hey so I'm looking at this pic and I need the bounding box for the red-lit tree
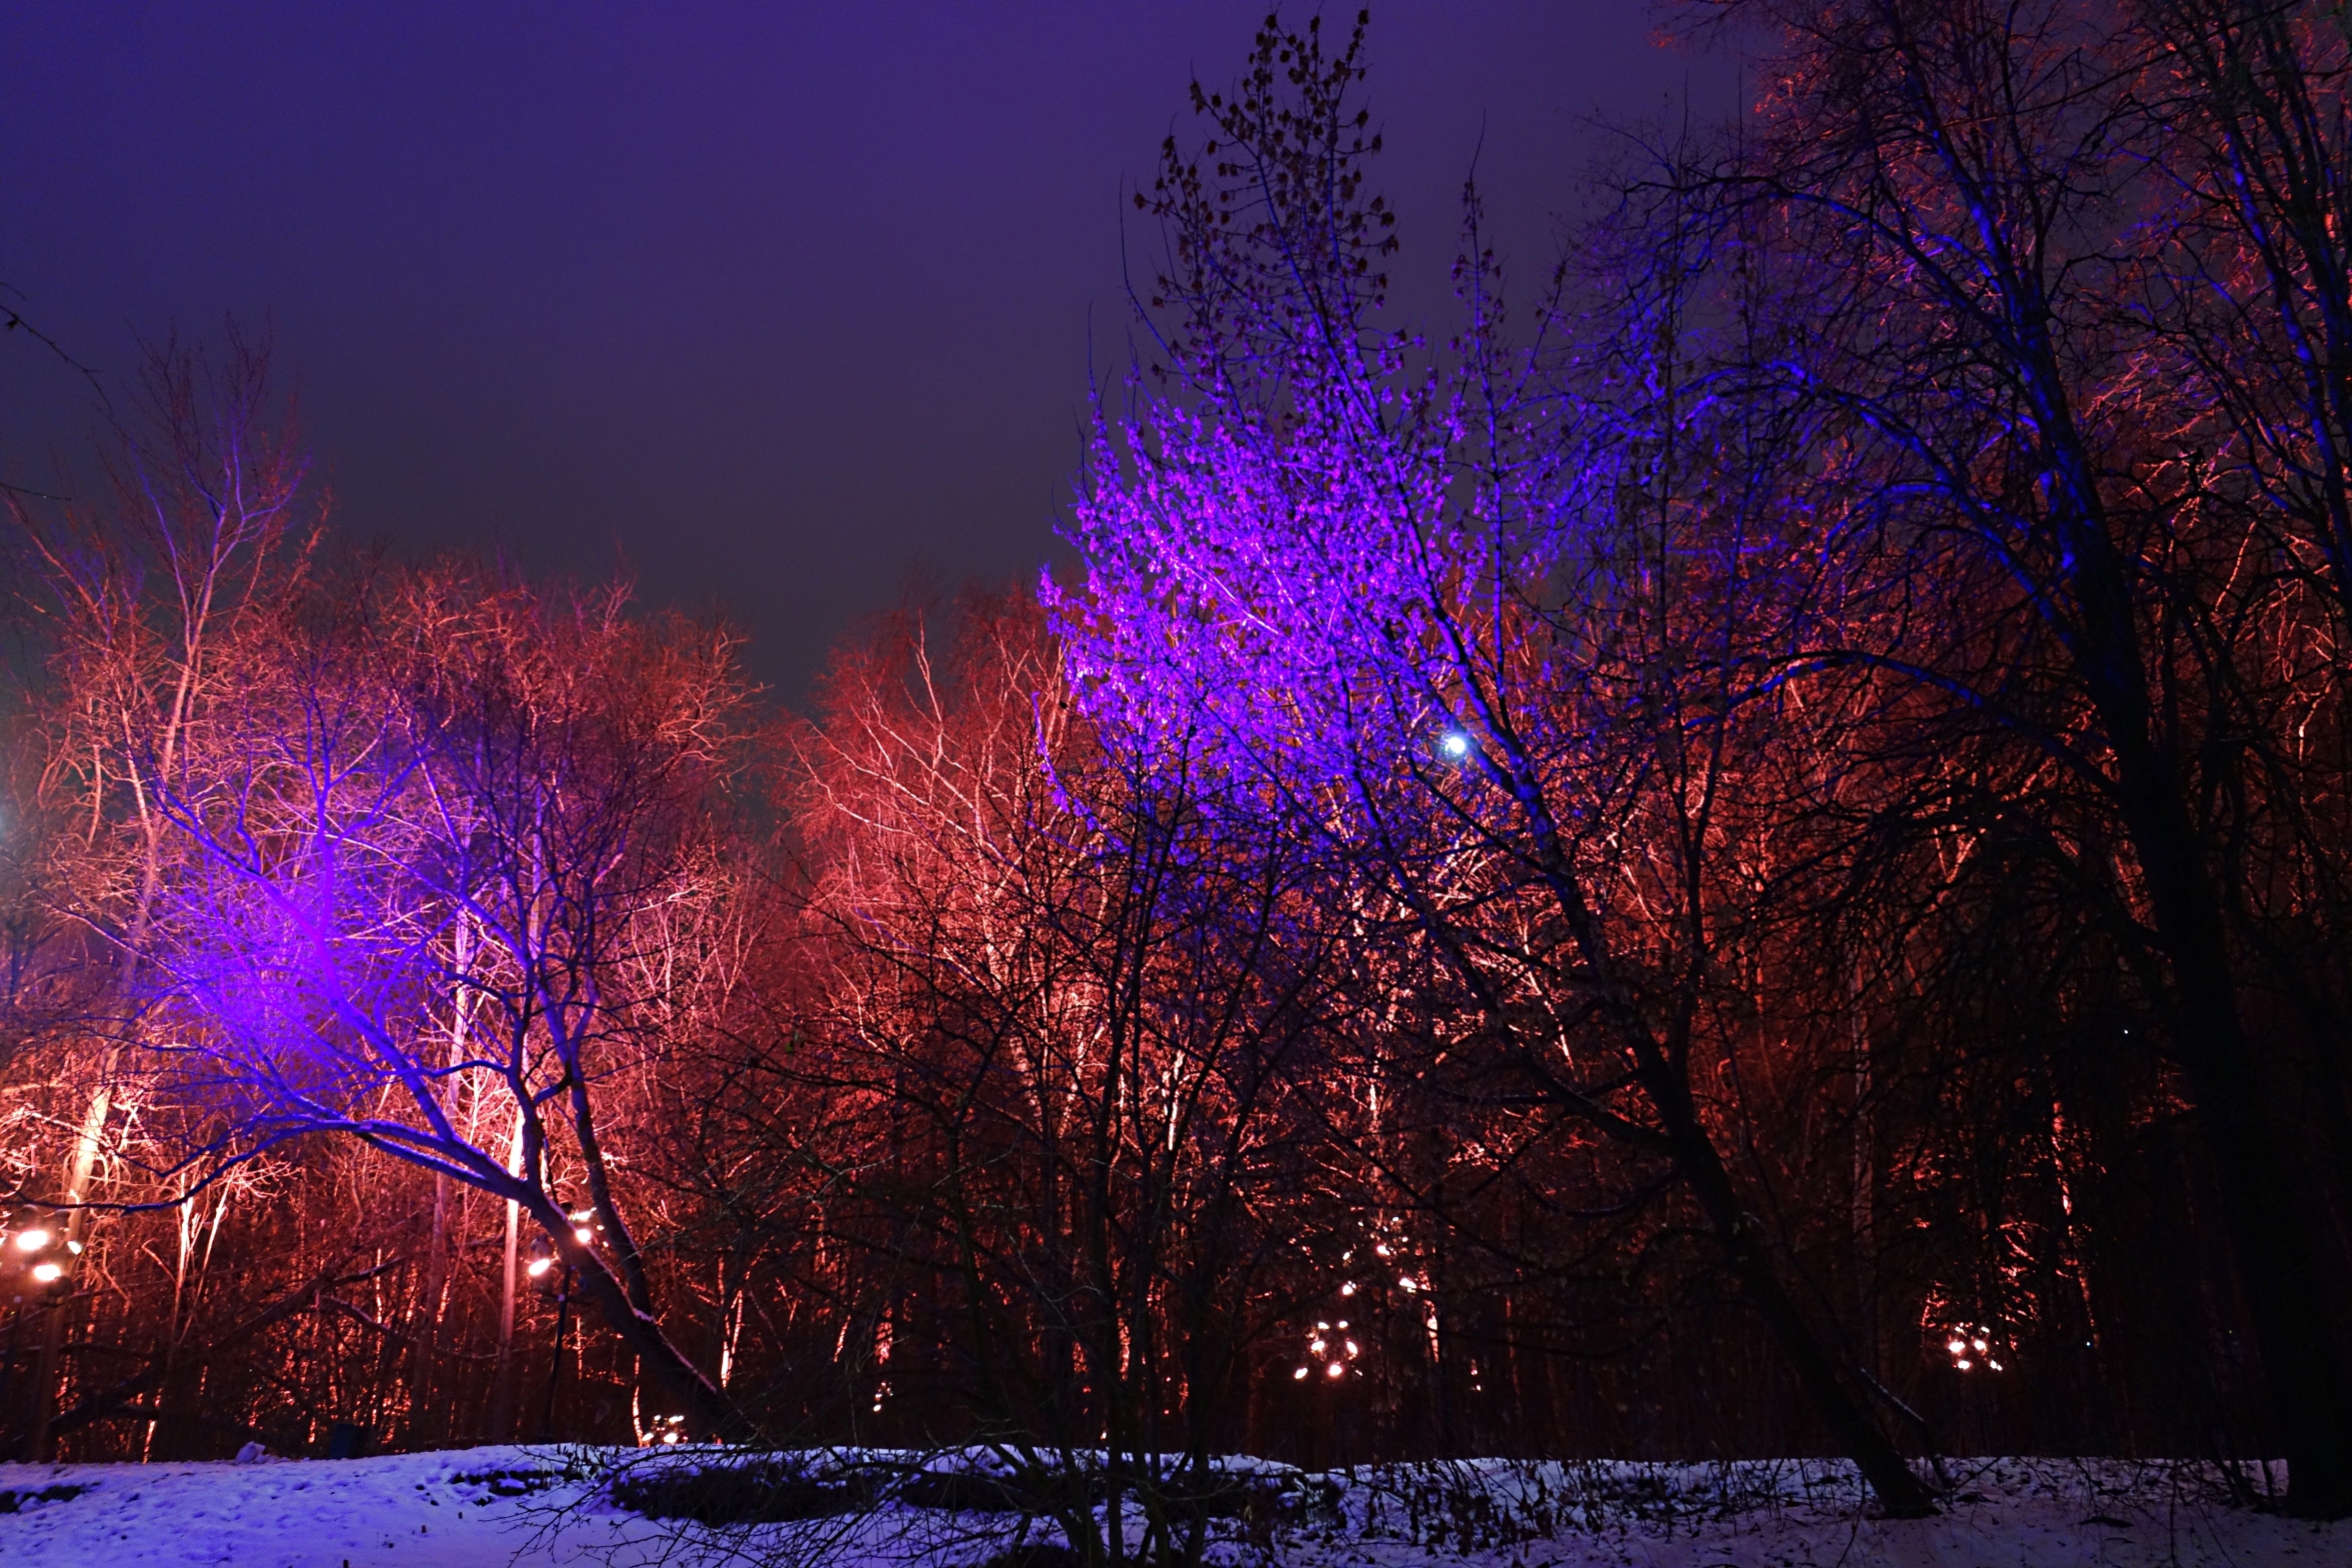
[1680,0,2352,1514]
[779,595,1362,1560]
[4,335,315,1457]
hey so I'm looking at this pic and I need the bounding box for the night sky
[3,3,1737,705]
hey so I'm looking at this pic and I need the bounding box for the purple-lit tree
[1052,13,1939,1516]
[127,567,753,1437]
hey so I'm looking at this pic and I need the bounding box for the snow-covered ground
[1,1445,2346,1567]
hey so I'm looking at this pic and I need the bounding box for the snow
[1,1446,2345,1567]
[0,1446,652,1568]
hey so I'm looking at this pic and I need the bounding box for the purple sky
[2,3,1737,703]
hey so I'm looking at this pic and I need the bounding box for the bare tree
[5,334,312,1456]
[1056,12,1942,1517]
[786,596,1351,1564]
[122,565,755,1437]
[1680,0,2352,1513]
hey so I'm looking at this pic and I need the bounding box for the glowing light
[527,1257,554,1278]
[1339,1281,1356,1296]
[1344,1340,1359,1357]
[1292,1366,1309,1381]
[1399,1276,1417,1292]
[1374,1243,1391,1258]
[15,1229,49,1252]
[1945,1325,2004,1372]
[1325,1362,1345,1378]
[1309,1338,1327,1354]
[1440,733,1470,760]
[574,1227,594,1245]
[31,1261,63,1283]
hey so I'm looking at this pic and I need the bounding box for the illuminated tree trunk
[406,1173,450,1447]
[488,1104,524,1443]
[142,1195,194,1461]
[28,1069,112,1460]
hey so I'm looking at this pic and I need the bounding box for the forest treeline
[3,0,2350,1531]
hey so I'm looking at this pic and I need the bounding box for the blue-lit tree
[1052,11,1941,1516]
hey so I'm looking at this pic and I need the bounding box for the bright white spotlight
[1440,733,1470,760]
[32,1261,63,1284]
[15,1229,50,1252]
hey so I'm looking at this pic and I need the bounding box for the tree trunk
[2123,790,2352,1518]
[28,1073,113,1461]
[1669,1099,1937,1518]
[533,1204,740,1438]
[487,1107,523,1442]
[407,1173,450,1447]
